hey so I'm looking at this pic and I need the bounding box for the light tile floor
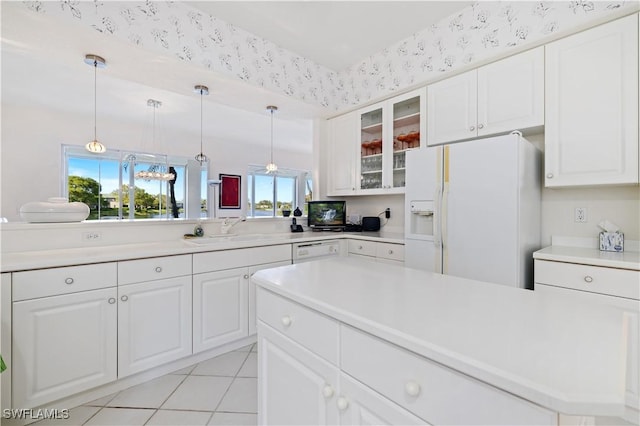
[34,344,257,426]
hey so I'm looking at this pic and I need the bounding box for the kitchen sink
[184,233,284,244]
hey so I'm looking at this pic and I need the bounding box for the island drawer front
[348,240,377,257]
[13,263,117,301]
[257,287,339,365]
[535,260,639,300]
[340,326,556,426]
[118,255,192,285]
[194,245,291,274]
[376,242,405,262]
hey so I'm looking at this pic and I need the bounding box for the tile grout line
[210,349,254,415]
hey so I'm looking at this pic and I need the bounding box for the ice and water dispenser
[407,200,434,238]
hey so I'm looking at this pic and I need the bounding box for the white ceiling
[186,1,473,71]
[1,1,471,154]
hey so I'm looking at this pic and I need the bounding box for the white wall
[0,103,312,222]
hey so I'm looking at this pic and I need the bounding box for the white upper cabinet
[428,47,544,145]
[545,14,639,187]
[326,88,425,196]
[327,111,358,196]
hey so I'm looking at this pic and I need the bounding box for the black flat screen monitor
[308,201,346,230]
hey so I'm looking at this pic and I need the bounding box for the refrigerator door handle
[433,186,442,246]
[441,181,450,274]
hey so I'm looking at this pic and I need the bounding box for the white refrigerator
[404,132,541,289]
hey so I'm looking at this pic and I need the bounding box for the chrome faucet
[220,216,246,234]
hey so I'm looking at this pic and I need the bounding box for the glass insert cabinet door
[360,107,383,190]
[392,95,421,188]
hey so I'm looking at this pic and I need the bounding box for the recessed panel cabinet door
[327,112,358,195]
[118,276,192,377]
[257,322,339,426]
[13,288,117,408]
[427,70,477,145]
[545,14,639,187]
[193,268,248,353]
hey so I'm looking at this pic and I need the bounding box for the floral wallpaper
[17,1,639,112]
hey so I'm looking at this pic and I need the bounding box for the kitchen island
[253,257,630,425]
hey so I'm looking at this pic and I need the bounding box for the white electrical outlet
[83,232,102,241]
[574,207,587,223]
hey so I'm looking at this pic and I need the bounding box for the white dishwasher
[292,240,343,263]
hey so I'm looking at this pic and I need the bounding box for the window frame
[246,165,311,218]
[62,145,207,221]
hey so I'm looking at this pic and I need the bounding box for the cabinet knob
[584,276,593,283]
[155,266,162,273]
[388,249,393,255]
[64,277,74,285]
[336,397,349,411]
[108,298,116,304]
[243,274,249,279]
[120,295,129,302]
[404,381,421,397]
[546,173,554,179]
[469,126,475,132]
[322,385,335,398]
[358,245,363,250]
[478,123,484,129]
[281,315,292,327]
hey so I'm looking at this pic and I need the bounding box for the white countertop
[253,257,629,416]
[534,245,640,270]
[0,231,404,272]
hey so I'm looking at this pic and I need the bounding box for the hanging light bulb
[194,85,209,165]
[84,54,107,153]
[266,105,278,173]
[134,99,175,182]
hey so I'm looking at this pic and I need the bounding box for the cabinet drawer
[376,242,404,262]
[118,255,192,285]
[535,260,639,300]
[257,287,339,365]
[194,245,291,274]
[341,326,556,425]
[348,240,376,257]
[13,263,117,301]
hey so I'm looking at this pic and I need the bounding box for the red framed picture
[219,174,241,209]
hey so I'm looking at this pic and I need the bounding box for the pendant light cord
[200,88,204,155]
[93,59,97,142]
[270,108,274,164]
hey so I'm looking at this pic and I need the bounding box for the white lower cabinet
[258,321,339,426]
[193,267,249,352]
[117,276,192,377]
[193,245,291,353]
[12,287,118,408]
[338,373,425,425]
[258,287,557,426]
[348,239,404,264]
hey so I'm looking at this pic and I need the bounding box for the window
[63,146,207,220]
[247,166,312,218]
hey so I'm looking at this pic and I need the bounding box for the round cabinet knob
[322,385,334,398]
[358,245,363,250]
[546,173,554,179]
[478,123,484,129]
[404,381,421,397]
[155,266,162,273]
[243,274,249,279]
[120,295,129,302]
[388,249,393,255]
[108,298,116,304]
[64,277,74,285]
[336,397,349,411]
[469,126,475,132]
[281,315,292,327]
[584,276,593,283]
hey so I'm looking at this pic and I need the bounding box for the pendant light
[194,85,209,165]
[134,99,175,181]
[266,105,278,173]
[84,54,107,154]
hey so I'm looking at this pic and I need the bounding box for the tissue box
[599,232,624,252]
